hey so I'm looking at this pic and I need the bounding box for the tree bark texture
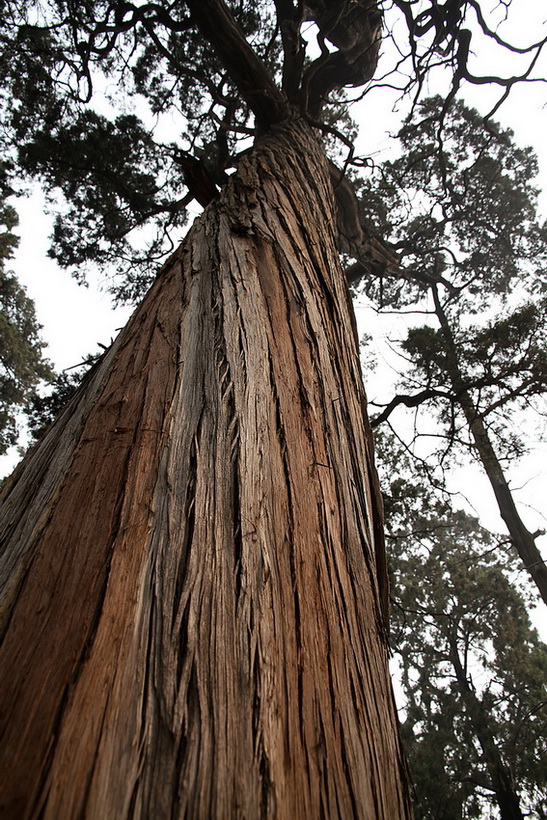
[0,120,411,819]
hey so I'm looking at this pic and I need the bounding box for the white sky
[8,196,133,370]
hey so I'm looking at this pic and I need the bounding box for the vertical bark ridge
[0,119,410,818]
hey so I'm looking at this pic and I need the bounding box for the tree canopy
[378,431,547,818]
[383,381,547,815]
[1,1,546,300]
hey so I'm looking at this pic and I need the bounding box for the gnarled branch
[185,0,290,128]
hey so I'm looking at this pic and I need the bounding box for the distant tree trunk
[460,405,547,607]
[0,120,412,819]
[449,639,524,820]
[431,285,547,606]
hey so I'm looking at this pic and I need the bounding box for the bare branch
[371,388,453,427]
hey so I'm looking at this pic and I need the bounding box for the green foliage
[0,180,53,454]
[364,97,547,465]
[377,432,547,819]
[0,0,278,301]
[401,299,547,459]
[0,2,543,303]
[360,96,547,310]
[19,110,188,298]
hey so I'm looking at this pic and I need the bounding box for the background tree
[0,168,52,455]
[378,432,547,819]
[357,96,547,603]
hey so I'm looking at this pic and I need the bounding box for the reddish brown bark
[0,120,411,818]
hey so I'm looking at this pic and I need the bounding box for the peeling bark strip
[0,120,411,819]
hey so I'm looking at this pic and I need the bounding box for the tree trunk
[450,640,524,820]
[431,286,547,606]
[0,120,411,819]
[460,405,547,607]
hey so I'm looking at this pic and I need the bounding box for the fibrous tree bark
[0,121,412,818]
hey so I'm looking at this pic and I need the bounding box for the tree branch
[371,388,453,428]
[184,0,290,129]
[274,0,306,101]
[301,0,383,117]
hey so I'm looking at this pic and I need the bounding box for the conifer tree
[0,2,545,817]
[361,97,547,603]
[0,177,52,455]
[378,433,547,819]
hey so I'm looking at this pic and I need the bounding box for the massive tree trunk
[0,121,411,818]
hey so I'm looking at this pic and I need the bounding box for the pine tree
[0,173,52,455]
